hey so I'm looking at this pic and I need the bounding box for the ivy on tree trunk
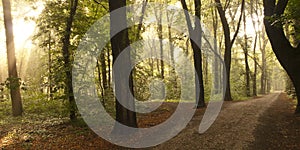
[2,0,23,116]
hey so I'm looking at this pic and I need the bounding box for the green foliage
[285,73,296,98]
[32,0,110,118]
[230,57,248,100]
[284,0,300,46]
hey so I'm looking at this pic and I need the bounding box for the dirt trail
[145,93,300,150]
[2,93,300,149]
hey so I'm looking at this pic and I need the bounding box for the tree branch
[93,0,108,11]
[275,0,288,15]
[230,0,245,46]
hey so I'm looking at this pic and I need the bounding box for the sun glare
[0,1,44,78]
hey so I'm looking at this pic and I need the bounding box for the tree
[181,0,206,108]
[252,35,258,96]
[242,9,251,97]
[61,0,79,121]
[154,3,165,80]
[2,0,23,116]
[215,0,245,101]
[211,1,221,95]
[249,0,259,97]
[263,0,300,113]
[109,0,138,131]
[260,29,268,94]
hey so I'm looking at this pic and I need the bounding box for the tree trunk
[96,59,105,107]
[243,11,251,97]
[62,0,78,121]
[48,32,53,100]
[109,0,137,131]
[153,4,164,79]
[260,30,268,94]
[107,49,111,89]
[204,56,208,84]
[154,6,165,99]
[252,35,258,96]
[212,4,220,94]
[166,10,178,99]
[181,0,206,108]
[2,0,23,116]
[263,0,300,114]
[215,0,245,101]
[100,51,108,104]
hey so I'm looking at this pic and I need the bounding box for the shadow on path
[248,93,300,149]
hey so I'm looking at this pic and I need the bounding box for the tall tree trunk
[96,59,105,107]
[260,30,268,94]
[215,0,245,101]
[2,0,23,116]
[154,5,164,79]
[259,28,268,94]
[250,0,258,97]
[154,5,165,99]
[48,32,53,100]
[252,35,258,96]
[263,0,300,114]
[109,0,137,131]
[204,56,209,84]
[62,0,78,121]
[181,0,205,108]
[166,9,178,99]
[212,4,220,94]
[243,10,251,97]
[107,49,111,89]
[100,50,108,105]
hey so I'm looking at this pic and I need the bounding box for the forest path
[146,93,300,150]
[2,93,300,149]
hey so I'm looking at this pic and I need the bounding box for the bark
[154,5,165,99]
[154,5,164,79]
[166,9,178,99]
[260,30,268,94]
[107,49,111,89]
[181,0,205,108]
[215,0,245,101]
[167,12,175,73]
[96,59,105,107]
[250,1,259,96]
[263,0,300,114]
[212,4,220,94]
[252,35,258,96]
[109,0,138,130]
[135,0,148,40]
[48,32,53,100]
[62,0,78,121]
[243,11,251,97]
[2,0,23,116]
[100,51,108,104]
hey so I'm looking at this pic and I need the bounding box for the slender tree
[242,9,251,97]
[61,0,79,121]
[212,2,221,94]
[154,3,165,79]
[215,0,245,101]
[2,0,23,116]
[250,0,259,96]
[166,4,179,98]
[100,50,108,105]
[181,0,206,108]
[252,35,258,96]
[260,29,268,94]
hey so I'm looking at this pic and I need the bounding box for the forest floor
[1,93,300,149]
